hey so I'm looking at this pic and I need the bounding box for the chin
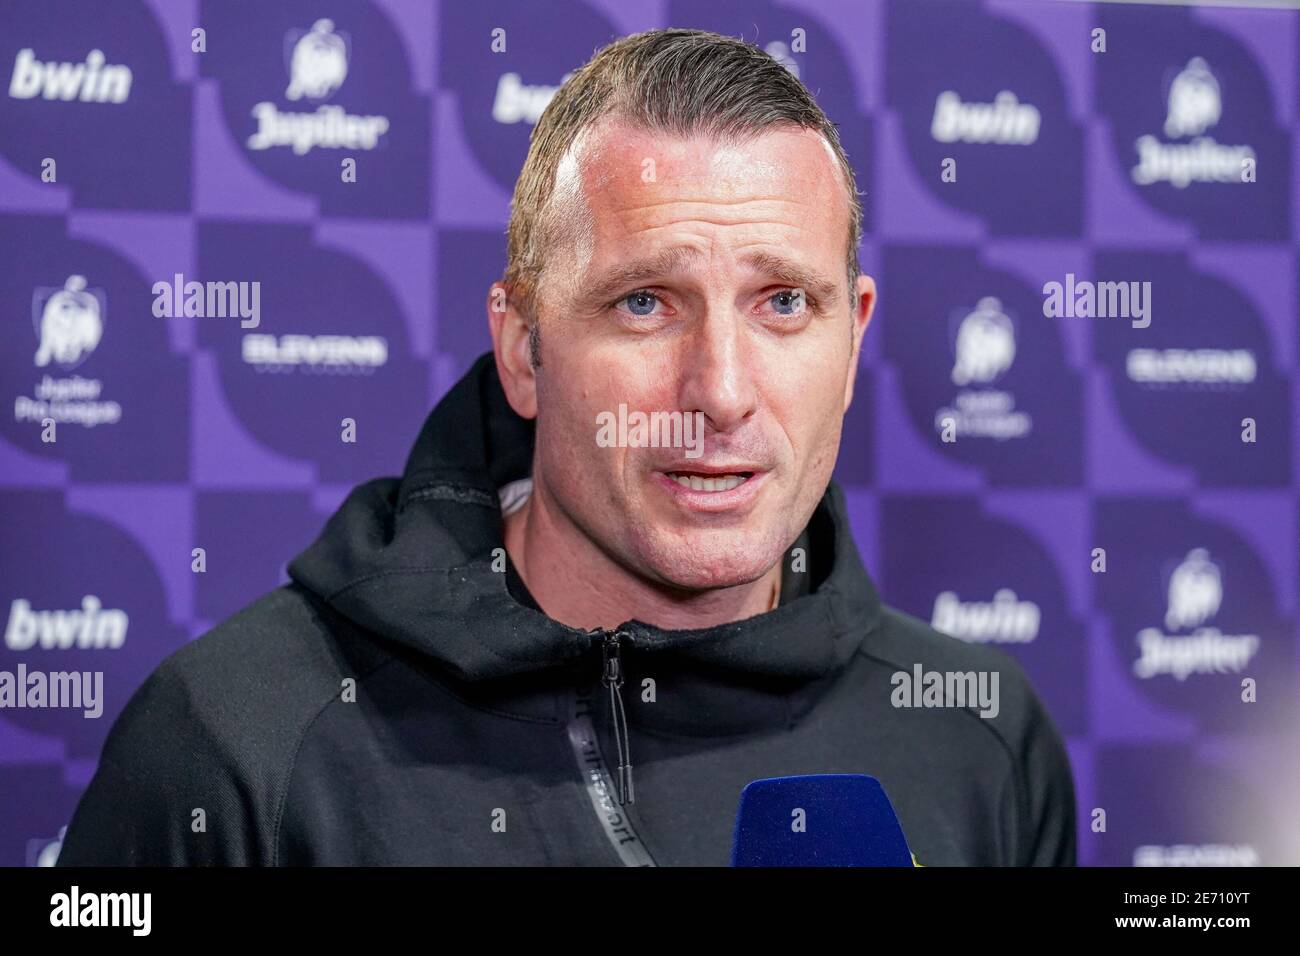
[634,526,787,593]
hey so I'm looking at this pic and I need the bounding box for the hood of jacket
[287,353,884,720]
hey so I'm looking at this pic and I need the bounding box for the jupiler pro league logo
[951,297,1014,387]
[14,276,120,430]
[33,275,100,370]
[936,297,1030,441]
[1134,549,1260,681]
[1133,57,1255,189]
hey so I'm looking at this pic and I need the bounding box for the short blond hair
[502,28,863,338]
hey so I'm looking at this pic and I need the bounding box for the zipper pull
[601,630,634,805]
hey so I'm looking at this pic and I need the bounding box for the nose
[676,310,758,436]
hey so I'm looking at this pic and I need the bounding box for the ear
[843,273,877,413]
[487,281,538,419]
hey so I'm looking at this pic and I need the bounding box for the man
[57,29,1075,866]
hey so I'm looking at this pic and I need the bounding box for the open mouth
[664,471,755,492]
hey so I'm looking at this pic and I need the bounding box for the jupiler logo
[285,17,348,101]
[247,19,390,156]
[1133,548,1261,680]
[1132,58,1256,188]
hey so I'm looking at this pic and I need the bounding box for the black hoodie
[57,354,1077,867]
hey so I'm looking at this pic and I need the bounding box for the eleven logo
[1133,548,1261,681]
[1132,57,1256,188]
[934,297,1031,441]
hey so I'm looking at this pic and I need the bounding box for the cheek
[811,416,846,478]
[538,371,632,487]
[775,365,848,452]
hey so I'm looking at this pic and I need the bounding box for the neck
[502,478,781,632]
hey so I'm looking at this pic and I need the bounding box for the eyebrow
[738,251,842,307]
[580,246,842,308]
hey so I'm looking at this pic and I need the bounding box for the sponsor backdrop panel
[1,0,1296,867]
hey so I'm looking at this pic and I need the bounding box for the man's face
[497,119,875,592]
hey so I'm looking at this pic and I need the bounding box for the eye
[769,289,808,316]
[621,290,660,316]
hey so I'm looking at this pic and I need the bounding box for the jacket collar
[288,353,883,701]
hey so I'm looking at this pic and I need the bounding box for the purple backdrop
[2,0,1298,867]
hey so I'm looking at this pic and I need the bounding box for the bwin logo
[1165,548,1221,631]
[951,297,1015,386]
[491,72,571,125]
[285,18,348,101]
[5,596,128,650]
[33,276,103,370]
[1164,57,1220,139]
[8,48,132,103]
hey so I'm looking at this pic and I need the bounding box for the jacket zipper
[563,627,657,866]
[601,630,634,805]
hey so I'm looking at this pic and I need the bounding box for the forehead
[558,118,850,255]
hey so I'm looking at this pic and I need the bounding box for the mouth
[652,465,768,513]
[662,470,755,493]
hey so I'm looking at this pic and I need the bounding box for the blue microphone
[731,774,914,866]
